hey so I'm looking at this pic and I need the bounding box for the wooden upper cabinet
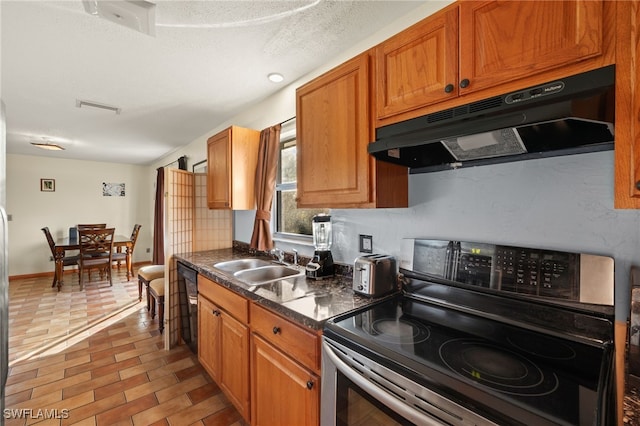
[296,52,408,208]
[376,5,459,120]
[614,0,640,208]
[376,0,609,126]
[207,125,260,210]
[459,1,604,93]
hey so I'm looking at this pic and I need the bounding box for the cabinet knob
[272,326,281,334]
[306,380,314,390]
[636,181,640,191]
[459,78,470,88]
[444,84,454,93]
[212,309,221,316]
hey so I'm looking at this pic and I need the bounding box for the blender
[305,214,334,279]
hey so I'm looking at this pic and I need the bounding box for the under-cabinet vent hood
[369,65,615,172]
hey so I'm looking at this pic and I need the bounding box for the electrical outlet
[146,248,151,253]
[359,234,373,253]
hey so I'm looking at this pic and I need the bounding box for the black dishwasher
[177,261,198,353]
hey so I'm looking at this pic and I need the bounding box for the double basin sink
[212,257,332,313]
[213,258,304,286]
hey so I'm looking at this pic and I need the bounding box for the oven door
[321,337,496,426]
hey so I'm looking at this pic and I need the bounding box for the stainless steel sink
[213,258,273,274]
[233,265,304,285]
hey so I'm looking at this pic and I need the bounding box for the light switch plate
[359,234,373,253]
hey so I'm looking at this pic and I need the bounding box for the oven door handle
[323,342,447,426]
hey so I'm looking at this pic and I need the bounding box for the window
[274,119,328,239]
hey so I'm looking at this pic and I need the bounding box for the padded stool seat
[148,278,165,334]
[138,265,164,304]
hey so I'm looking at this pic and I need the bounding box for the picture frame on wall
[40,178,55,192]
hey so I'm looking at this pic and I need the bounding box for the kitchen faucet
[270,247,298,268]
[271,248,284,264]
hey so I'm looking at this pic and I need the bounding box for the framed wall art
[40,178,55,192]
[102,182,125,197]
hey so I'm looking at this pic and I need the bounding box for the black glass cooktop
[324,292,614,425]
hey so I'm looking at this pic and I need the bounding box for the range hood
[369,65,615,172]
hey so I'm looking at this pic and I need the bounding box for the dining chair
[41,227,80,288]
[112,224,141,280]
[77,223,107,230]
[77,227,115,290]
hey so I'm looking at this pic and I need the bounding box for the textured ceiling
[1,0,436,165]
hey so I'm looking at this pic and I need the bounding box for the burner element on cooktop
[440,339,559,396]
[369,318,430,344]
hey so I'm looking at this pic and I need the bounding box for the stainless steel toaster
[353,254,397,297]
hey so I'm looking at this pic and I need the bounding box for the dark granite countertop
[625,375,640,424]
[174,248,390,331]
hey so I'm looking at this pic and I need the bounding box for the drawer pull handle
[444,83,454,93]
[636,181,640,191]
[459,78,470,88]
[272,326,281,334]
[212,309,221,316]
[306,380,314,390]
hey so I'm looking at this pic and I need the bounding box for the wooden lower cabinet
[197,288,250,421]
[198,275,321,425]
[198,296,221,381]
[251,334,320,426]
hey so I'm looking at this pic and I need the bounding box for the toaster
[353,254,397,297]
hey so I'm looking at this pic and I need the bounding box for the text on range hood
[369,65,615,172]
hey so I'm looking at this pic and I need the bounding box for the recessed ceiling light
[268,73,284,83]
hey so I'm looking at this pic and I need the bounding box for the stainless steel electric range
[322,239,616,426]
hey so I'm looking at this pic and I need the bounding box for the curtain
[152,167,165,265]
[250,124,282,251]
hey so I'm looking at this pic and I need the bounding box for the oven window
[336,373,415,426]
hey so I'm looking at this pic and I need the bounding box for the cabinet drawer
[250,303,320,371]
[198,275,249,323]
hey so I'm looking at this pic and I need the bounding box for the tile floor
[5,268,246,426]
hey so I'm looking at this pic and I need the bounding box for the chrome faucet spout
[271,248,284,264]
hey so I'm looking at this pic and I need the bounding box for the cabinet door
[459,0,604,94]
[376,5,458,120]
[197,296,221,380]
[251,335,319,426]
[220,313,250,421]
[296,53,371,208]
[207,130,231,209]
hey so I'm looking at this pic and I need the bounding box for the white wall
[6,154,153,276]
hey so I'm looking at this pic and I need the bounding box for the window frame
[272,119,313,244]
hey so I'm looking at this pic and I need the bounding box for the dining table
[53,234,133,290]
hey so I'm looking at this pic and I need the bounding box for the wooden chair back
[129,224,142,251]
[78,223,107,230]
[77,228,115,289]
[41,227,56,257]
[78,227,115,258]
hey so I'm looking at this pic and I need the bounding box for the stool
[137,265,164,305]
[148,278,165,334]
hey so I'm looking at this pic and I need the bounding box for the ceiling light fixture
[82,0,156,36]
[76,99,122,115]
[268,73,284,83]
[31,141,65,151]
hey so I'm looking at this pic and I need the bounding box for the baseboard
[9,261,153,282]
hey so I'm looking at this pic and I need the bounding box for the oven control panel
[450,242,579,300]
[402,238,613,307]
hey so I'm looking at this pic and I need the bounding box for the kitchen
[3,0,640,425]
